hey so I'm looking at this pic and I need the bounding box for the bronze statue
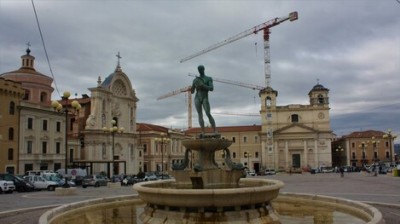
[191,65,216,135]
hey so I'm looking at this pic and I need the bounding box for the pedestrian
[339,167,344,178]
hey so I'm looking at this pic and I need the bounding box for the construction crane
[188,73,264,91]
[180,11,298,88]
[157,86,192,129]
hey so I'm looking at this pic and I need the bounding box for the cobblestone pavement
[0,172,398,224]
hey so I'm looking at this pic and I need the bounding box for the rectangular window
[56,142,61,154]
[8,148,13,160]
[143,144,147,154]
[352,152,356,159]
[27,141,33,154]
[42,120,48,131]
[56,122,61,132]
[243,136,247,143]
[254,136,259,143]
[232,137,236,143]
[42,142,47,154]
[28,117,33,129]
[255,152,259,158]
[352,142,355,148]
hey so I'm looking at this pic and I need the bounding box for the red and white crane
[180,12,298,88]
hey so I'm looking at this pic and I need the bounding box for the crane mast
[180,11,298,88]
[157,86,192,129]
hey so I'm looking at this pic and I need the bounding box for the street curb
[0,204,60,218]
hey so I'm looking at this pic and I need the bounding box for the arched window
[318,94,324,104]
[8,128,14,140]
[9,101,15,115]
[23,90,30,100]
[265,96,272,107]
[40,92,47,103]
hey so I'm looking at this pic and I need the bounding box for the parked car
[144,172,158,181]
[43,175,76,187]
[0,180,15,193]
[14,176,35,192]
[264,169,276,175]
[246,171,257,176]
[321,167,334,173]
[23,175,58,191]
[82,175,109,188]
[0,173,34,192]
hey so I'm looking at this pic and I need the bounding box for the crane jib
[179,11,298,63]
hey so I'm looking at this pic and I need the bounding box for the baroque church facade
[79,60,140,176]
[259,84,333,171]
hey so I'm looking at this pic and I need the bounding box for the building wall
[333,130,395,167]
[259,84,333,171]
[0,78,24,174]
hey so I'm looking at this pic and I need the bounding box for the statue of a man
[191,65,216,134]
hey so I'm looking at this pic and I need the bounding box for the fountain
[134,134,284,223]
[38,65,384,224]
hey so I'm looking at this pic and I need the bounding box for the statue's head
[198,65,205,73]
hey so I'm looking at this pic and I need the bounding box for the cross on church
[26,42,31,49]
[116,52,122,64]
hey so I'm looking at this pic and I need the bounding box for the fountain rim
[133,178,284,208]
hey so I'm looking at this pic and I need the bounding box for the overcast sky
[1,0,399,142]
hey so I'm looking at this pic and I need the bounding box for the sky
[1,0,399,142]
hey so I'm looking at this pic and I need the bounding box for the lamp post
[155,133,170,179]
[245,152,252,171]
[51,91,81,188]
[358,141,368,167]
[370,137,380,176]
[103,120,124,182]
[383,129,397,166]
[335,145,344,167]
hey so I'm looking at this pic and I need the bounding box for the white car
[264,169,276,175]
[23,175,58,191]
[0,180,15,193]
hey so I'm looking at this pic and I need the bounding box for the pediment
[274,123,317,134]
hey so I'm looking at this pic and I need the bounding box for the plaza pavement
[0,172,399,224]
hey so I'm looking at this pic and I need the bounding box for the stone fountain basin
[133,178,284,208]
[182,138,232,152]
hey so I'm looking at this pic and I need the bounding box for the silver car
[82,175,109,188]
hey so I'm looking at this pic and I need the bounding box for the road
[0,172,398,224]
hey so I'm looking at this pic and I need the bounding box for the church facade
[79,60,140,176]
[259,84,333,171]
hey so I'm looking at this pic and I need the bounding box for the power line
[31,0,60,97]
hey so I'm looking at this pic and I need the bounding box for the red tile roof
[344,130,386,138]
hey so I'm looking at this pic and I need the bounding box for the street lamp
[245,152,252,170]
[358,141,368,167]
[370,136,380,176]
[335,145,344,167]
[51,91,81,188]
[155,133,170,179]
[103,119,124,182]
[383,129,397,166]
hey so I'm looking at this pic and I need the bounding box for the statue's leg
[195,97,205,133]
[203,100,216,132]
